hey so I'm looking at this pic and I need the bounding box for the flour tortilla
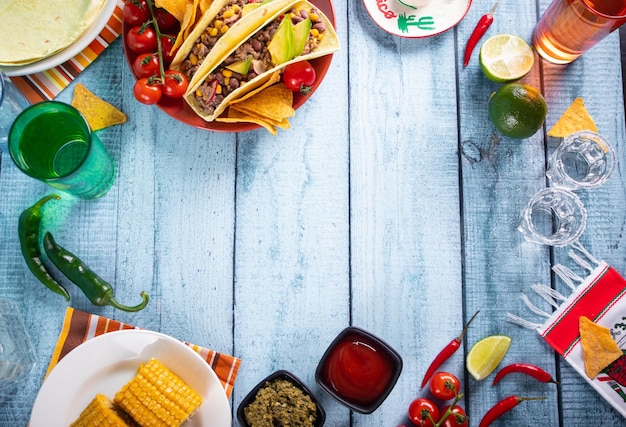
[0,0,106,65]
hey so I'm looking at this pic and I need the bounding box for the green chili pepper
[42,232,149,312]
[18,194,70,301]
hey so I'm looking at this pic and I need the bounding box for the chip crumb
[548,97,598,137]
[71,84,127,131]
[579,316,623,379]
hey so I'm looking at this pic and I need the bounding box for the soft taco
[170,0,296,84]
[183,0,339,122]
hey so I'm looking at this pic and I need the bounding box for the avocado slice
[292,18,312,57]
[226,56,252,75]
[242,3,262,15]
[267,17,294,66]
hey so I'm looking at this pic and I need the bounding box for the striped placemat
[47,307,241,399]
[9,0,124,104]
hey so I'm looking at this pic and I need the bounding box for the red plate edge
[122,0,336,133]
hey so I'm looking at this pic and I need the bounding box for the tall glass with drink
[533,0,626,64]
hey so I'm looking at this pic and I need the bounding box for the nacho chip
[71,84,127,131]
[579,316,623,379]
[229,84,294,122]
[217,108,278,135]
[156,0,188,22]
[172,0,201,52]
[229,71,282,105]
[548,97,598,137]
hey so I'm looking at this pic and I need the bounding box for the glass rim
[8,101,93,181]
[581,0,626,19]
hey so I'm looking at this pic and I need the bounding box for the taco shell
[184,0,339,122]
[170,0,296,80]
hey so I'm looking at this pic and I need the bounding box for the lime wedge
[479,34,534,83]
[466,335,511,380]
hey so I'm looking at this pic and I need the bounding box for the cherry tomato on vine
[162,70,189,98]
[155,8,180,32]
[160,34,177,64]
[440,405,468,427]
[126,25,158,53]
[134,78,162,105]
[283,60,316,95]
[123,0,150,26]
[132,53,160,78]
[408,398,440,427]
[429,372,461,401]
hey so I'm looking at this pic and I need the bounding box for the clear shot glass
[0,72,30,144]
[546,131,616,190]
[0,301,36,389]
[518,188,587,247]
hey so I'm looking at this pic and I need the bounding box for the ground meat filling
[192,7,327,116]
[181,0,250,80]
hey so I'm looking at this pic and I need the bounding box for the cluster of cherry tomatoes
[402,372,467,427]
[123,0,189,105]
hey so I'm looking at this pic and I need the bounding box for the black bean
[230,78,240,89]
[313,22,326,32]
[300,9,309,19]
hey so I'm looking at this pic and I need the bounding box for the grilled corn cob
[114,358,203,427]
[70,393,134,427]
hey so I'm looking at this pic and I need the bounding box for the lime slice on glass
[466,335,511,380]
[479,34,534,83]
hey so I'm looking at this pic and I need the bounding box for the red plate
[123,0,336,132]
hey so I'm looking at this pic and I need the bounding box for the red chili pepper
[420,311,479,388]
[492,363,559,386]
[479,396,546,427]
[463,3,498,67]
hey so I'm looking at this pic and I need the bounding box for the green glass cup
[8,101,116,199]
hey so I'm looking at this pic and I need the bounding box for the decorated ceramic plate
[362,0,472,38]
[29,330,231,427]
[0,0,118,77]
[122,0,336,132]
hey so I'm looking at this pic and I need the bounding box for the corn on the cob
[114,358,203,427]
[70,393,134,427]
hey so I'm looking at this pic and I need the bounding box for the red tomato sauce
[320,332,396,406]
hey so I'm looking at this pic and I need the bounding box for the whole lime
[488,83,547,139]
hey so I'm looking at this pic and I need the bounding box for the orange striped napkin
[47,307,241,399]
[9,1,124,103]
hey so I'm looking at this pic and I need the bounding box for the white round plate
[0,0,118,77]
[29,330,232,427]
[362,0,472,38]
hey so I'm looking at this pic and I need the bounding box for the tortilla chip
[217,108,278,135]
[229,84,294,122]
[548,97,598,137]
[71,84,127,131]
[579,316,623,379]
[156,0,188,22]
[172,0,201,51]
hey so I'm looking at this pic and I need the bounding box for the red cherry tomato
[126,25,158,53]
[440,405,468,427]
[283,60,316,95]
[159,34,177,64]
[133,78,162,105]
[162,70,189,98]
[429,372,461,401]
[123,0,150,26]
[155,8,180,32]
[132,53,160,78]
[408,398,440,427]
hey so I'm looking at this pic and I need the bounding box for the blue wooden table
[2,0,626,425]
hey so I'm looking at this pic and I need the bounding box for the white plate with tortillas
[0,0,117,76]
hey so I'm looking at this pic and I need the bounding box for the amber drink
[533,0,626,64]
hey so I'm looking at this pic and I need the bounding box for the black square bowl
[236,370,326,427]
[315,326,403,414]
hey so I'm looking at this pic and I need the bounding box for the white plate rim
[361,0,472,38]
[28,329,232,427]
[0,0,119,77]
